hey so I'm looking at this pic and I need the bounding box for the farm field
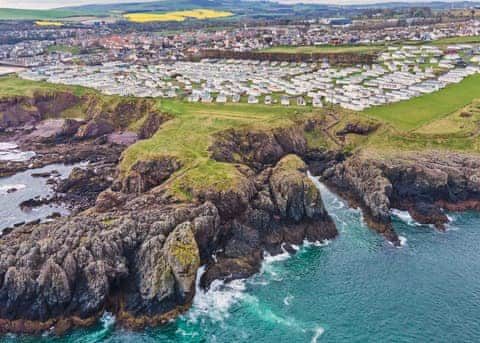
[35,20,64,26]
[362,73,480,131]
[260,36,480,55]
[0,8,94,20]
[123,9,234,23]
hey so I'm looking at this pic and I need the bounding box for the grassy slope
[0,75,141,122]
[362,74,480,131]
[0,75,92,97]
[121,100,314,199]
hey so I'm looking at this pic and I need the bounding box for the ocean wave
[0,150,36,162]
[263,245,291,264]
[303,239,331,248]
[390,209,421,226]
[311,326,325,343]
[100,312,116,330]
[243,295,307,332]
[0,142,18,150]
[283,294,294,306]
[399,235,408,247]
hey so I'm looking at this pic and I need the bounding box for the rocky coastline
[2,92,480,336]
[321,150,480,245]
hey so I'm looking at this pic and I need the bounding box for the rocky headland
[1,89,480,336]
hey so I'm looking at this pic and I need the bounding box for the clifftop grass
[3,75,480,200]
[363,74,480,131]
[120,100,314,199]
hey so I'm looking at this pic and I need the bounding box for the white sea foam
[100,312,116,329]
[0,150,36,162]
[187,266,247,323]
[0,184,26,195]
[263,244,291,264]
[303,239,331,248]
[0,142,36,162]
[399,235,408,247]
[283,294,294,306]
[390,209,421,226]
[311,326,325,343]
[0,142,18,150]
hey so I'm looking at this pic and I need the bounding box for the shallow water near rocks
[0,142,36,162]
[4,180,480,342]
[0,163,83,231]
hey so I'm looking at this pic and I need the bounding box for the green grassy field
[260,35,480,56]
[0,8,90,20]
[424,36,480,46]
[46,45,81,55]
[0,75,90,97]
[261,44,385,54]
[362,74,480,131]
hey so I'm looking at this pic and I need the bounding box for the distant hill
[62,0,335,18]
[0,0,479,21]
[62,0,480,13]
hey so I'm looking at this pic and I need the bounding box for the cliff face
[0,92,169,142]
[0,92,79,129]
[0,123,337,335]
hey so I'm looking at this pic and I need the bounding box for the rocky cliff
[0,92,169,143]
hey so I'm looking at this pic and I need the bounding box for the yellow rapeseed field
[35,21,64,26]
[123,9,233,23]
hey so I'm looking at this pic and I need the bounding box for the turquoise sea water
[5,179,480,343]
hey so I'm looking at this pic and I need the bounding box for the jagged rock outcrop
[122,157,182,194]
[0,200,220,334]
[75,119,114,140]
[138,113,169,139]
[336,121,379,136]
[322,153,399,244]
[209,126,307,170]
[0,92,166,142]
[201,155,337,287]
[322,151,480,242]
